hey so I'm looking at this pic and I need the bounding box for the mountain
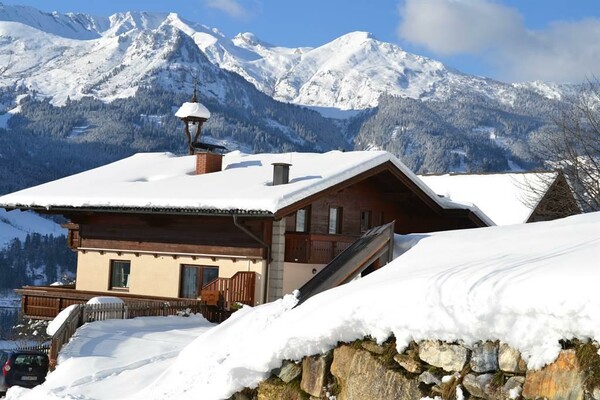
[0,3,579,180]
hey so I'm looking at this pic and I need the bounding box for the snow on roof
[0,151,492,223]
[419,172,558,225]
[10,212,597,400]
[174,102,211,119]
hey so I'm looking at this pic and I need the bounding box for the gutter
[233,215,271,304]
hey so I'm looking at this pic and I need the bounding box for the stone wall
[230,338,600,400]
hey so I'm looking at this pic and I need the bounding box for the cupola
[175,83,211,155]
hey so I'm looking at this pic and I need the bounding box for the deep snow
[6,212,600,400]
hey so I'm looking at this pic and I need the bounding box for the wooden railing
[201,271,256,308]
[15,286,233,323]
[285,233,357,264]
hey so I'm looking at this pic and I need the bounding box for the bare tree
[535,79,600,212]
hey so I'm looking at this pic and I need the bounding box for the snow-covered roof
[174,102,211,119]
[419,172,558,225]
[0,151,492,224]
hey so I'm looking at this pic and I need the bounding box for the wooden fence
[48,300,233,370]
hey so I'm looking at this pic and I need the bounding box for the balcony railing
[200,271,257,308]
[285,233,357,264]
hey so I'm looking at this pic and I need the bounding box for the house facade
[0,150,492,309]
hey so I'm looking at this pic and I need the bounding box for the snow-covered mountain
[0,209,64,248]
[0,3,571,111]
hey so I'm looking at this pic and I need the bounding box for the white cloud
[204,0,249,18]
[397,0,600,83]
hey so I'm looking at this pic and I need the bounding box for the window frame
[360,210,372,232]
[328,206,343,234]
[179,264,219,299]
[295,207,310,232]
[109,260,131,291]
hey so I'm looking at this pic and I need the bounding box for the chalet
[0,94,494,318]
[419,171,580,225]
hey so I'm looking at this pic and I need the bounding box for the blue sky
[3,0,600,83]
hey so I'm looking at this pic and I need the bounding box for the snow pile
[46,304,78,336]
[9,212,600,400]
[86,296,124,305]
[9,316,214,400]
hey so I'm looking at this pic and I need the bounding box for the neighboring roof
[174,102,211,119]
[419,172,558,225]
[0,150,493,224]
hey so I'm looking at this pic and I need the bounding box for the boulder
[522,349,585,400]
[275,360,302,383]
[331,344,421,400]
[361,340,386,355]
[502,376,524,399]
[419,370,442,386]
[393,354,422,374]
[257,377,308,400]
[471,341,499,373]
[300,352,332,397]
[498,343,527,374]
[462,373,495,399]
[418,341,469,372]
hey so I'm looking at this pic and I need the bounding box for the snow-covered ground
[7,212,600,400]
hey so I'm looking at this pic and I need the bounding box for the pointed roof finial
[191,79,198,103]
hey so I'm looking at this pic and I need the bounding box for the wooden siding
[66,213,270,257]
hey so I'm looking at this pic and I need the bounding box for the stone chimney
[196,152,223,175]
[272,163,291,185]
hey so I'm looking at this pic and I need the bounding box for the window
[295,207,310,232]
[110,260,130,290]
[180,265,219,299]
[360,210,372,232]
[328,206,343,234]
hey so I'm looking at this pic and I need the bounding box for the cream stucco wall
[75,250,266,305]
[282,262,326,296]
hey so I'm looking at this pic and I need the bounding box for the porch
[284,233,357,264]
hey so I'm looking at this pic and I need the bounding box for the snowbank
[10,212,600,400]
[138,212,600,399]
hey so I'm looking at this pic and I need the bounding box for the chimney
[196,152,223,175]
[272,163,291,185]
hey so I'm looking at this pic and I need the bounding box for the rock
[522,349,585,400]
[275,360,302,383]
[393,354,422,374]
[502,376,524,399]
[361,340,386,355]
[419,370,442,386]
[300,352,332,398]
[470,341,499,373]
[498,343,527,373]
[331,344,421,400]
[462,373,495,399]
[418,341,469,372]
[257,377,308,400]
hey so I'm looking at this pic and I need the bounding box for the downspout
[233,215,271,304]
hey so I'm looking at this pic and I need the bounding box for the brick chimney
[196,152,223,175]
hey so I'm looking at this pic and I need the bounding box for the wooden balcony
[200,271,257,308]
[284,233,357,264]
[15,285,241,323]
